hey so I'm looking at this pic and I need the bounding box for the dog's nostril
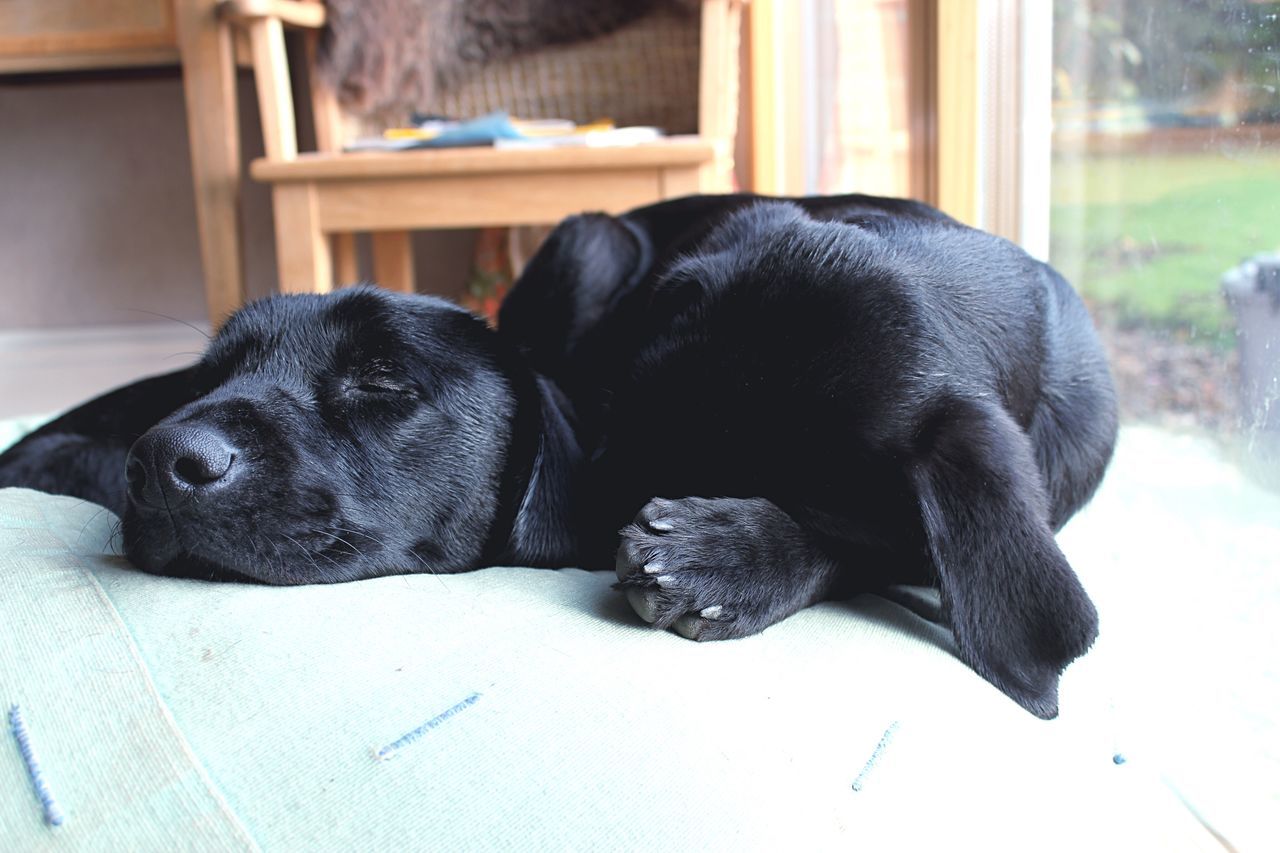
[126,457,147,500]
[173,450,233,486]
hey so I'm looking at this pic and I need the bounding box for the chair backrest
[229,0,741,186]
[431,11,703,137]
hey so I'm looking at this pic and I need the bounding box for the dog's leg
[908,395,1099,719]
[614,496,843,641]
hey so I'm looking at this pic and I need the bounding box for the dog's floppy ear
[498,213,646,378]
[0,366,203,516]
[909,395,1099,719]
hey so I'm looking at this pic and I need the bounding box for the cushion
[0,481,1216,849]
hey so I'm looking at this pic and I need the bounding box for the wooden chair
[215,0,742,317]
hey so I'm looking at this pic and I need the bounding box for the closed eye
[347,375,416,398]
[354,378,408,394]
[344,356,415,397]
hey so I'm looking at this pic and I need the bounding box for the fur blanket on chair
[318,0,699,119]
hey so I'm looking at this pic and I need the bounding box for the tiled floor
[0,322,209,420]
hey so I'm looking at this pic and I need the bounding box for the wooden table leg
[371,231,416,293]
[273,185,332,293]
[332,233,360,286]
[176,0,245,328]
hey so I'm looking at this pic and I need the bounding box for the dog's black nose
[127,426,237,508]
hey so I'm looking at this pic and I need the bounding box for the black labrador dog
[0,194,1117,718]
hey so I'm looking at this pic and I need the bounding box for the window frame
[747,0,1048,256]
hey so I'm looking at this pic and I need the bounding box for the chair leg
[176,0,245,328]
[371,231,416,293]
[272,185,332,294]
[332,233,360,286]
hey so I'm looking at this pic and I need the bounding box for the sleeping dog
[0,194,1117,718]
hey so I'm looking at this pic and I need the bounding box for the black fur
[0,193,1117,718]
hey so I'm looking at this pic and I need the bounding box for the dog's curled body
[0,194,1117,717]
[504,196,1117,717]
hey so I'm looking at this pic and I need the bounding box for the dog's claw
[647,519,674,532]
[699,605,724,619]
[643,561,665,574]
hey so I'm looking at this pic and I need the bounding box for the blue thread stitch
[377,692,482,760]
[851,720,900,792]
[9,705,64,826]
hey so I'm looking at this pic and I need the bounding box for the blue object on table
[412,112,526,148]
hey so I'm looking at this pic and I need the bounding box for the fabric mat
[0,486,1217,851]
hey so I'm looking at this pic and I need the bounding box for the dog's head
[122,287,528,584]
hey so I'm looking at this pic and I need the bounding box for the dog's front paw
[614,496,831,641]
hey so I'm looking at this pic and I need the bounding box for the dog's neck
[484,372,584,568]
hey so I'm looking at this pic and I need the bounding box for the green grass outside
[1049,151,1280,345]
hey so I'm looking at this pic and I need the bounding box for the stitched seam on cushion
[46,499,262,852]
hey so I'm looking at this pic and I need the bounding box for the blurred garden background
[1050,0,1280,437]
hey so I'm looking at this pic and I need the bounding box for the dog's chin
[130,538,393,585]
[123,512,360,585]
[133,550,265,584]
[124,537,318,585]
